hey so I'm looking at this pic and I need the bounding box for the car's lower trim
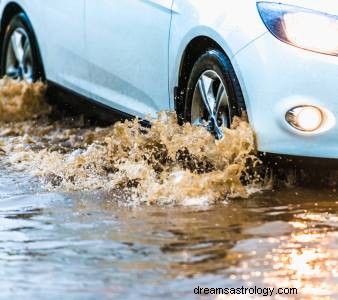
[259,152,338,169]
[46,80,139,125]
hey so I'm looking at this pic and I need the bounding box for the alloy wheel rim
[5,28,34,83]
[191,70,231,139]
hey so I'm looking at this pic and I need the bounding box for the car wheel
[0,12,44,83]
[184,49,245,139]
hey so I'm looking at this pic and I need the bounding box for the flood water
[0,79,338,299]
[1,171,338,299]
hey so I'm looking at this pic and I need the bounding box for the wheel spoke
[213,122,224,140]
[10,31,25,64]
[22,42,34,82]
[197,75,214,117]
[23,39,32,59]
[191,70,230,140]
[214,84,225,114]
[214,83,230,128]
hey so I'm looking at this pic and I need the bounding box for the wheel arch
[0,1,45,79]
[174,34,246,123]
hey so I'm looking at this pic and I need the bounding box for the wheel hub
[5,28,34,83]
[191,70,231,139]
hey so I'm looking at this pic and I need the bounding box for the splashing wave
[0,79,262,205]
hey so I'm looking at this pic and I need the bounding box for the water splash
[0,80,262,205]
[0,78,48,122]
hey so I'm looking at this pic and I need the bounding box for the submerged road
[0,168,337,299]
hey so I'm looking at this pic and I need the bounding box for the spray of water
[0,79,263,205]
[0,77,48,122]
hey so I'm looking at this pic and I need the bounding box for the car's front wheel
[184,49,245,139]
[0,12,44,83]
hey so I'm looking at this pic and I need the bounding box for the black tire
[184,49,245,126]
[0,12,44,81]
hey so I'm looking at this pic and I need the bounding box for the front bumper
[232,31,338,159]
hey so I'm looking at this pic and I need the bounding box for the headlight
[257,2,338,56]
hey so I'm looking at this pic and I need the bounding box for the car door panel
[85,0,173,118]
[41,1,90,94]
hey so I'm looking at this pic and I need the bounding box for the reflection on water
[0,170,337,299]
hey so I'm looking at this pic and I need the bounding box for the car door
[41,1,90,95]
[85,0,173,118]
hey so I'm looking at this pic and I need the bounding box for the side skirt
[259,152,338,169]
[46,81,137,126]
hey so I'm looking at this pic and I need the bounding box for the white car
[0,1,337,159]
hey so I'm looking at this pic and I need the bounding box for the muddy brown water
[0,79,337,299]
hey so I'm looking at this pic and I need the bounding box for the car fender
[169,0,267,108]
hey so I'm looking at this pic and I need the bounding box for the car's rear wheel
[0,12,44,82]
[184,49,245,138]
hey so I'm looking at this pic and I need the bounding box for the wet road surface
[1,169,338,299]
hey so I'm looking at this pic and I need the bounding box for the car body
[0,0,337,159]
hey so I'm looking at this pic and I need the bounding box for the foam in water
[0,79,262,205]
